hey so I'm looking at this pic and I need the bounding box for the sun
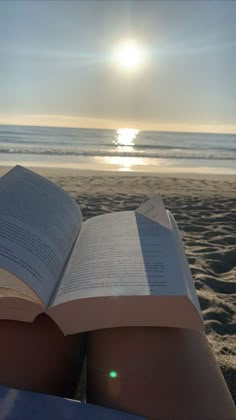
[113,40,144,71]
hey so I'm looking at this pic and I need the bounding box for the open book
[0,166,203,335]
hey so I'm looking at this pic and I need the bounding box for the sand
[0,166,235,402]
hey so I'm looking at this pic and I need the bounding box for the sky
[0,0,236,133]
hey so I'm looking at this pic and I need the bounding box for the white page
[53,197,186,306]
[167,210,202,318]
[136,195,171,228]
[0,166,82,305]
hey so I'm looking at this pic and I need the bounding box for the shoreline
[0,165,235,182]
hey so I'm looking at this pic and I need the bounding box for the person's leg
[0,314,85,397]
[87,327,235,420]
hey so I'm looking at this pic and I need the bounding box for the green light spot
[109,370,117,378]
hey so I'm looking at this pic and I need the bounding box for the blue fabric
[0,386,145,419]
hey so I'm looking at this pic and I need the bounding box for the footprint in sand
[201,277,236,294]
[203,309,232,324]
[205,320,236,335]
[206,249,236,275]
[197,293,212,310]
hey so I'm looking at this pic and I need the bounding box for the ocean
[0,124,235,174]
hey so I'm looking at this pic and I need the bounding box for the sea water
[0,125,235,174]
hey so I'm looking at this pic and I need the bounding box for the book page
[0,166,82,306]
[136,195,171,228]
[167,210,202,318]
[0,268,41,304]
[53,197,186,306]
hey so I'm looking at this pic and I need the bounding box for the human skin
[87,327,236,420]
[0,318,235,419]
[0,314,83,397]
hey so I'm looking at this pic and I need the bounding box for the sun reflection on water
[108,156,144,171]
[111,128,144,171]
[114,128,139,147]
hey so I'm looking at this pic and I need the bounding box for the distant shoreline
[1,123,236,136]
[0,165,236,182]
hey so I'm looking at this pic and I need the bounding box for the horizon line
[1,122,236,136]
[0,114,236,135]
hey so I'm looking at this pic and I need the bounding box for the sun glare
[113,41,143,71]
[115,128,138,146]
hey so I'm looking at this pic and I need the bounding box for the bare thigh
[87,327,235,420]
[0,314,84,397]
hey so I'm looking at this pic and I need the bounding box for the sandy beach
[0,166,235,402]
